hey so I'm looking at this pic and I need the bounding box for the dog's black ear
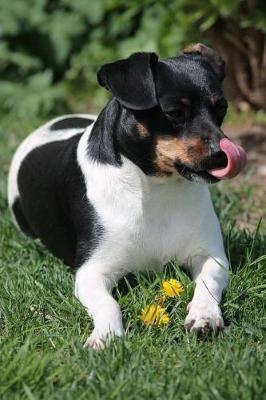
[97,52,158,110]
[183,43,225,81]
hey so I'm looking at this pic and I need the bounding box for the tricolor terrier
[8,44,246,349]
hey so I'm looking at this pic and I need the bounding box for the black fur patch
[17,133,103,268]
[87,100,122,166]
[50,117,94,131]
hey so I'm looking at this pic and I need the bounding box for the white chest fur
[77,128,218,274]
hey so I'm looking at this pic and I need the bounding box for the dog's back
[8,114,96,266]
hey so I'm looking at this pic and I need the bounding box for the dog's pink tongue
[208,138,247,179]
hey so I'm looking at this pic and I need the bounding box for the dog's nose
[209,150,227,169]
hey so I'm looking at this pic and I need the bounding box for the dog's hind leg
[75,262,124,349]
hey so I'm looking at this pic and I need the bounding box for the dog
[8,43,246,349]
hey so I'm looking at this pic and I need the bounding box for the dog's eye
[167,109,183,118]
[164,98,190,125]
[165,108,187,124]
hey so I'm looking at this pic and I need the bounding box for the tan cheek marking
[154,136,209,174]
[154,137,190,174]
[137,122,149,138]
[187,138,209,161]
[155,150,176,175]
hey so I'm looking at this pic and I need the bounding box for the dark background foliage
[0,0,265,120]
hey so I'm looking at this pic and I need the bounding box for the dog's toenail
[185,320,195,331]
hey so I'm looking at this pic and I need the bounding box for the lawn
[0,117,265,400]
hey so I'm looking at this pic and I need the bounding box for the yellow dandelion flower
[140,304,170,326]
[162,279,184,298]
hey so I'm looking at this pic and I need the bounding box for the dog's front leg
[75,263,124,349]
[185,253,228,334]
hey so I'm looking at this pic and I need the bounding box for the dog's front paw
[84,328,124,350]
[84,333,105,350]
[185,302,224,335]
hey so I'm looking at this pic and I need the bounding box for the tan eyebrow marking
[136,122,149,138]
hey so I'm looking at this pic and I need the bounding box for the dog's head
[98,44,246,183]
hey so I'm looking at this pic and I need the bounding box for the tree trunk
[205,24,266,111]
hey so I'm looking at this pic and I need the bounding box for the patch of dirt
[222,122,266,230]
[224,122,266,196]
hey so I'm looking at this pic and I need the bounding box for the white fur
[9,116,229,349]
[76,128,228,348]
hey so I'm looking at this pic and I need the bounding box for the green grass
[0,117,266,400]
